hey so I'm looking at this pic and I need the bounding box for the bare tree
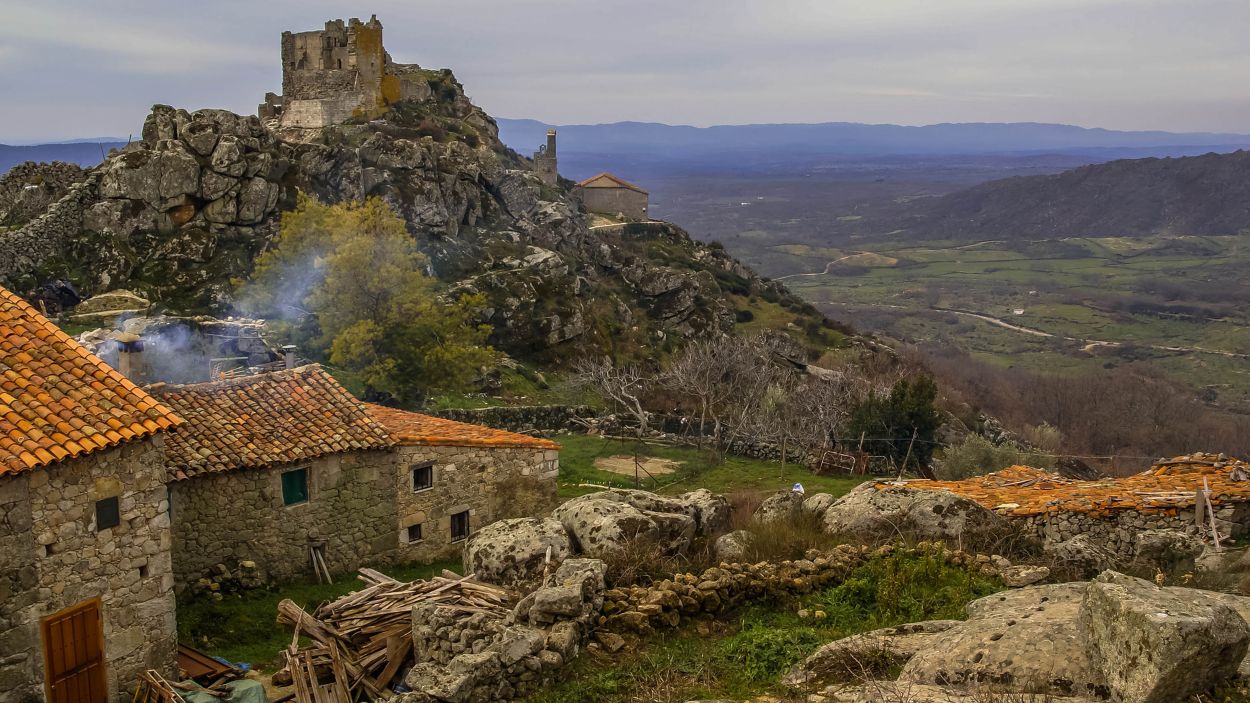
[571,357,656,486]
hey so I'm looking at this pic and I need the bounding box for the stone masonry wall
[395,445,559,564]
[170,449,400,588]
[1023,501,1250,557]
[0,438,177,703]
[0,173,100,290]
[575,187,648,220]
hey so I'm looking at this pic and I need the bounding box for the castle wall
[278,17,389,129]
[0,439,177,703]
[575,186,649,220]
[394,445,560,563]
[169,450,400,588]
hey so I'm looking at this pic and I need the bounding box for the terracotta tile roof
[363,403,560,450]
[891,453,1250,518]
[151,365,394,480]
[0,286,182,476]
[574,172,648,194]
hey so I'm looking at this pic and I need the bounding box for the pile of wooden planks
[276,568,516,702]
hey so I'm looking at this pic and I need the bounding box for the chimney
[115,333,145,384]
[283,345,299,369]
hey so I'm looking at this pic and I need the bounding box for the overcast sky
[2,0,1248,143]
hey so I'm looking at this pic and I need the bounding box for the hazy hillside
[0,141,126,173]
[497,117,1250,182]
[900,149,1250,240]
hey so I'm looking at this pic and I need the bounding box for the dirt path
[934,306,1250,360]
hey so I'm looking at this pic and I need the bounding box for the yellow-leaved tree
[237,195,495,402]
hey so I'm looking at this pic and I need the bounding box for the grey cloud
[1,0,1247,142]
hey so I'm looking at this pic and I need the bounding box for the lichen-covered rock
[901,582,1104,698]
[783,620,960,690]
[1045,533,1119,577]
[462,517,571,588]
[1133,528,1206,572]
[1080,571,1249,703]
[713,530,753,562]
[999,564,1050,587]
[822,482,1011,545]
[553,490,695,557]
[802,492,836,518]
[753,489,805,525]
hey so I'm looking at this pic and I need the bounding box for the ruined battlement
[262,15,430,129]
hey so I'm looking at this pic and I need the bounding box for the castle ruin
[259,16,430,129]
[532,129,558,185]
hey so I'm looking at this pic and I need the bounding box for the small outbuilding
[573,172,649,220]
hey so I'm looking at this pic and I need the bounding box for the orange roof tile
[574,172,648,194]
[151,365,394,480]
[890,453,1250,517]
[0,286,182,476]
[364,403,560,450]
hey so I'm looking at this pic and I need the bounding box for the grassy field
[553,433,870,499]
[753,234,1250,410]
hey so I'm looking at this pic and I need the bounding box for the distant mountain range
[1,141,127,173]
[890,149,1250,240]
[496,118,1250,181]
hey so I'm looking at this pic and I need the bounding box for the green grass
[779,233,1250,412]
[528,549,1002,702]
[177,559,460,670]
[554,434,870,499]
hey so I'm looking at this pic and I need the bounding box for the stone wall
[394,445,559,564]
[0,173,99,290]
[0,438,177,703]
[169,449,400,588]
[1022,501,1250,557]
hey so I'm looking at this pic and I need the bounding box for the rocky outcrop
[713,530,753,562]
[791,572,1250,703]
[822,482,1013,546]
[552,488,728,558]
[462,517,572,589]
[3,60,830,362]
[753,489,805,525]
[1080,571,1249,703]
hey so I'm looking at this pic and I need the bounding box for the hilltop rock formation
[0,57,818,361]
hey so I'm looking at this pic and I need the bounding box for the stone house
[363,404,560,562]
[151,366,562,588]
[0,287,183,703]
[573,172,649,220]
[150,365,399,587]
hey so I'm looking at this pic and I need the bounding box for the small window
[412,463,434,492]
[450,511,470,542]
[282,468,309,506]
[406,523,423,543]
[95,496,120,531]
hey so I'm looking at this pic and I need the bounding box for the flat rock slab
[817,682,1101,702]
[783,620,960,690]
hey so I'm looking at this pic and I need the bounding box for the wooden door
[42,598,108,703]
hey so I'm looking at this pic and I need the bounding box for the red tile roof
[364,403,560,450]
[574,172,648,194]
[151,365,394,480]
[0,286,182,476]
[893,453,1250,518]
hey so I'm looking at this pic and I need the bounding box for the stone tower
[532,129,558,186]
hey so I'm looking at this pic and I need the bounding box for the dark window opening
[43,544,54,558]
[95,496,120,531]
[282,468,309,506]
[407,523,423,543]
[450,511,470,542]
[412,463,434,491]
[138,563,149,579]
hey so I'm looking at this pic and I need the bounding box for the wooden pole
[897,428,918,481]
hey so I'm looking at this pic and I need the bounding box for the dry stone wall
[169,449,400,589]
[0,438,176,703]
[0,173,100,290]
[1023,502,1249,558]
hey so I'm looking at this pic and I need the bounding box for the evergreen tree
[847,375,941,471]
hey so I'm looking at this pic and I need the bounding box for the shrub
[935,435,1055,480]
[734,309,755,323]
